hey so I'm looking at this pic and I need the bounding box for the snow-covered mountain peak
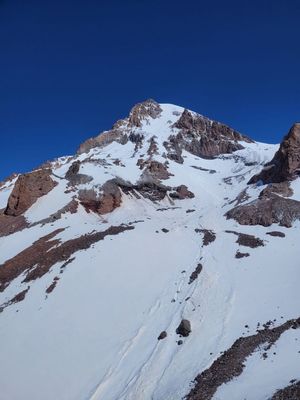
[0,101,300,400]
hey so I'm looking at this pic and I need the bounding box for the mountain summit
[0,101,299,400]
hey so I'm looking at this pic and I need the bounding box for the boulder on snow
[158,331,167,340]
[176,319,192,337]
[170,185,195,200]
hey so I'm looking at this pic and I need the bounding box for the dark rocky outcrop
[188,264,203,284]
[5,169,57,217]
[225,231,264,248]
[79,180,122,215]
[128,99,162,127]
[171,109,252,160]
[270,381,300,400]
[195,229,216,246]
[266,231,285,238]
[226,193,300,228]
[186,318,300,400]
[176,319,191,337]
[77,99,161,154]
[235,251,250,258]
[259,182,293,198]
[249,123,300,184]
[143,160,171,180]
[157,331,167,340]
[0,214,29,237]
[0,225,134,294]
[65,161,93,185]
[169,185,195,200]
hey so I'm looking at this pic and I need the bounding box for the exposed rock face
[77,130,128,154]
[186,318,300,400]
[79,180,122,215]
[249,123,300,184]
[188,264,203,284]
[226,193,300,228]
[65,161,93,185]
[270,381,300,400]
[0,225,134,294]
[259,182,293,198]
[176,319,192,337]
[143,161,171,180]
[77,100,251,160]
[0,214,28,237]
[169,185,195,199]
[128,99,162,127]
[77,99,161,154]
[5,169,57,216]
[195,229,216,246]
[171,109,252,159]
[225,231,264,248]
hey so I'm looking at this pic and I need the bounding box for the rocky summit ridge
[0,100,299,400]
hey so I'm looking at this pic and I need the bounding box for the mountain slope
[0,100,299,400]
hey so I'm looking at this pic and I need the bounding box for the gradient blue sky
[1,0,300,179]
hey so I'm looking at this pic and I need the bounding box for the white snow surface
[0,103,299,400]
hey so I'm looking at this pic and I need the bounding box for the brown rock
[0,225,134,293]
[270,381,300,400]
[249,123,300,184]
[225,231,264,248]
[172,109,252,159]
[79,180,122,215]
[65,161,93,185]
[128,99,162,127]
[259,182,293,198]
[170,185,195,200]
[235,251,250,259]
[266,231,285,238]
[5,169,57,217]
[226,194,300,228]
[144,161,170,180]
[186,318,300,400]
[195,229,216,246]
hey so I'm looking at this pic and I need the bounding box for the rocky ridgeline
[77,99,252,160]
[77,99,163,154]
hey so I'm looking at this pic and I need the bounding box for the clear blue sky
[1,0,300,179]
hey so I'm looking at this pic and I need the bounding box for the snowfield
[0,102,299,400]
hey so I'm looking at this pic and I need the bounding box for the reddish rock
[172,109,253,160]
[128,99,162,127]
[170,185,195,200]
[0,214,28,237]
[249,123,300,184]
[0,225,134,293]
[226,194,300,228]
[5,169,57,217]
[79,180,122,215]
[98,181,122,214]
[144,161,171,180]
[65,161,93,185]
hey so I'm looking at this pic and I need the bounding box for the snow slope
[0,102,299,400]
